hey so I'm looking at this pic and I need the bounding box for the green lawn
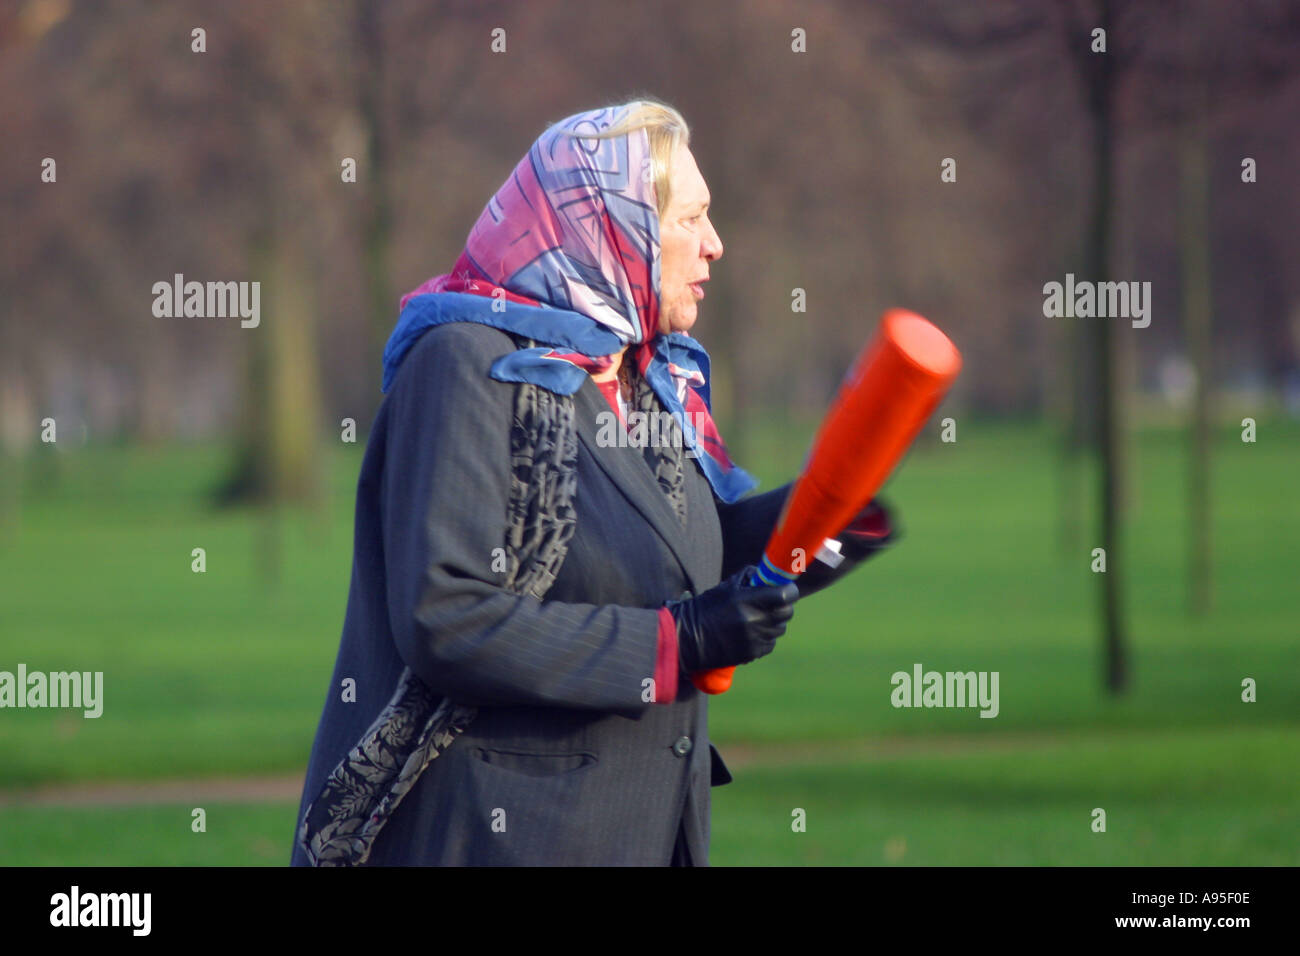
[0,801,291,867]
[0,419,1296,864]
[4,725,1294,865]
[712,725,1300,866]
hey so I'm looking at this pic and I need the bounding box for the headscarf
[381,104,757,503]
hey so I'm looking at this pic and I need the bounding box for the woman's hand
[792,498,897,601]
[667,567,799,673]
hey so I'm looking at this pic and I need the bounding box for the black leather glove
[667,566,799,673]
[793,498,898,600]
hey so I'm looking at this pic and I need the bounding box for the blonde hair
[557,98,690,220]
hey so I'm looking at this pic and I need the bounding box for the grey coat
[290,321,789,866]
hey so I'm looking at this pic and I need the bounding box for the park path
[0,732,1069,808]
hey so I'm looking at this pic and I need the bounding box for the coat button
[672,736,693,757]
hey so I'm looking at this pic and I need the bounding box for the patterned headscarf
[383,103,757,503]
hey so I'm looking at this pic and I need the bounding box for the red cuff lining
[842,502,891,539]
[652,608,678,704]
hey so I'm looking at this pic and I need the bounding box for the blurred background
[0,0,1297,865]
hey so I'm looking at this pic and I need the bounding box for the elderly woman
[291,100,893,867]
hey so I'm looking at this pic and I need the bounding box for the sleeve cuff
[842,499,892,540]
[652,607,679,704]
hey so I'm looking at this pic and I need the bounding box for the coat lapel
[573,376,702,595]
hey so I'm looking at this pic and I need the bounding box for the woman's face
[658,144,723,336]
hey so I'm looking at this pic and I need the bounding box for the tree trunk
[1179,111,1213,615]
[1055,271,1085,555]
[214,227,323,513]
[358,0,393,421]
[1085,0,1128,693]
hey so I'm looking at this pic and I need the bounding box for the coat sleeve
[382,322,661,716]
[713,481,793,580]
[715,481,898,585]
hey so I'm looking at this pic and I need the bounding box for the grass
[0,419,1296,864]
[0,801,291,867]
[712,725,1300,865]
[5,725,1293,865]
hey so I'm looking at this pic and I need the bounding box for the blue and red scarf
[382,104,756,503]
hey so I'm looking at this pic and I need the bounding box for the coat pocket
[472,747,598,778]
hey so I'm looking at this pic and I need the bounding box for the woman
[291,100,893,867]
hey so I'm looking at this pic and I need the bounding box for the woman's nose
[703,220,723,261]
